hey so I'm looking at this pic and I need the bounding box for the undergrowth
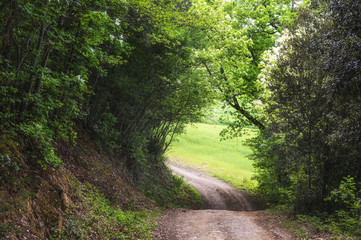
[142,173,203,209]
[57,183,160,240]
[267,201,360,240]
[0,132,206,240]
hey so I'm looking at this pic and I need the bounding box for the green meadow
[167,123,258,189]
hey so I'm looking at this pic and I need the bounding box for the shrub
[325,177,361,236]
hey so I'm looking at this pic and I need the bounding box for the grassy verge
[167,123,257,190]
[57,182,160,240]
[140,170,203,209]
[264,206,357,240]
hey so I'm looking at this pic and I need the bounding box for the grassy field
[167,123,258,189]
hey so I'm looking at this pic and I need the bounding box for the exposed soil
[155,162,293,240]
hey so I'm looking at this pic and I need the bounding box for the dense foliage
[195,0,295,136]
[0,1,208,238]
[0,0,296,186]
[0,0,211,172]
[249,0,361,235]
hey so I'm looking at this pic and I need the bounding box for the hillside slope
[0,133,200,239]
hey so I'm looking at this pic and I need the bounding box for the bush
[19,123,61,169]
[325,177,361,236]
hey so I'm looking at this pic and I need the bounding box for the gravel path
[155,162,293,240]
[169,163,254,211]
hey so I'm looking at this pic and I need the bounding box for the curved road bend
[155,162,292,240]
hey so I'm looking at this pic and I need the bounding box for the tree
[0,0,126,167]
[250,0,361,212]
[81,0,213,178]
[251,8,331,210]
[194,0,295,135]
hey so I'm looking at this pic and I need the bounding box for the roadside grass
[57,182,160,240]
[142,172,203,209]
[264,206,357,240]
[167,123,258,190]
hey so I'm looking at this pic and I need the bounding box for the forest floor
[154,162,294,240]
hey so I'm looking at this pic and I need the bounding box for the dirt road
[155,162,292,240]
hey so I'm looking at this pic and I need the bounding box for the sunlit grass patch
[167,123,258,189]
